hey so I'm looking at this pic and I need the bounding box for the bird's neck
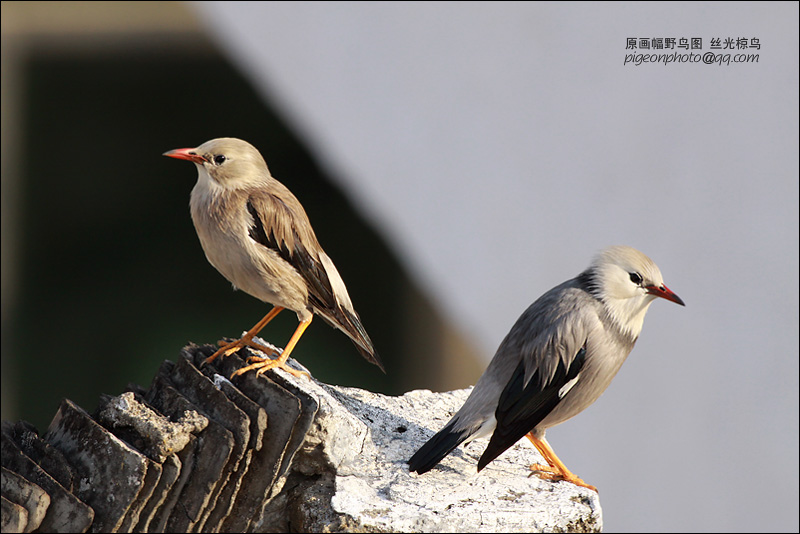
[602,295,655,340]
[190,166,231,218]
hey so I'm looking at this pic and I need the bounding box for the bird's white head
[587,245,684,339]
[163,137,271,190]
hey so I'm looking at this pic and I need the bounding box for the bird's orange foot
[528,463,597,492]
[230,353,310,379]
[203,336,279,366]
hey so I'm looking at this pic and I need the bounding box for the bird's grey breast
[471,278,636,433]
[536,291,637,430]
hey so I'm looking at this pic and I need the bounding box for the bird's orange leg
[231,316,312,379]
[526,433,597,492]
[204,306,284,365]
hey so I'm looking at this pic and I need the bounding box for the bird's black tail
[408,421,470,474]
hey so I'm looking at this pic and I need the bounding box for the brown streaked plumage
[164,137,384,378]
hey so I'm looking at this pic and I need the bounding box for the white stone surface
[279,368,601,532]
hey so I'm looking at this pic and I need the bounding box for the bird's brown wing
[245,191,383,371]
[245,191,336,311]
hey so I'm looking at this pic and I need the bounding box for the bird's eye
[629,272,643,285]
[213,155,226,165]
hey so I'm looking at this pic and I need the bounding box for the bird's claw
[204,337,279,366]
[528,463,597,492]
[243,354,267,364]
[230,357,310,379]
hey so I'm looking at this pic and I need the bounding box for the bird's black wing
[477,344,586,471]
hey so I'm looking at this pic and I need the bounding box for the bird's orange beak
[163,147,206,164]
[645,284,685,306]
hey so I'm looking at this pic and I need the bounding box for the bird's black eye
[213,155,226,165]
[629,272,643,285]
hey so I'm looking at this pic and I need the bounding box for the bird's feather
[408,419,472,474]
[246,195,383,370]
[246,195,335,307]
[477,344,586,471]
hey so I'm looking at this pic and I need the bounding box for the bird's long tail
[408,421,470,474]
[318,306,385,373]
[342,307,385,372]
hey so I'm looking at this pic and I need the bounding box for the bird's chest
[189,187,306,308]
[567,331,634,410]
[191,198,253,282]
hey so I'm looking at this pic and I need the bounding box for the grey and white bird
[163,137,384,378]
[408,245,684,491]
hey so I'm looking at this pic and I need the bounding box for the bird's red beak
[645,284,685,306]
[163,147,206,164]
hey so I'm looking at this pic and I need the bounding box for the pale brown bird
[164,137,384,378]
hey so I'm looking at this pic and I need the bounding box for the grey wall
[191,2,799,532]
